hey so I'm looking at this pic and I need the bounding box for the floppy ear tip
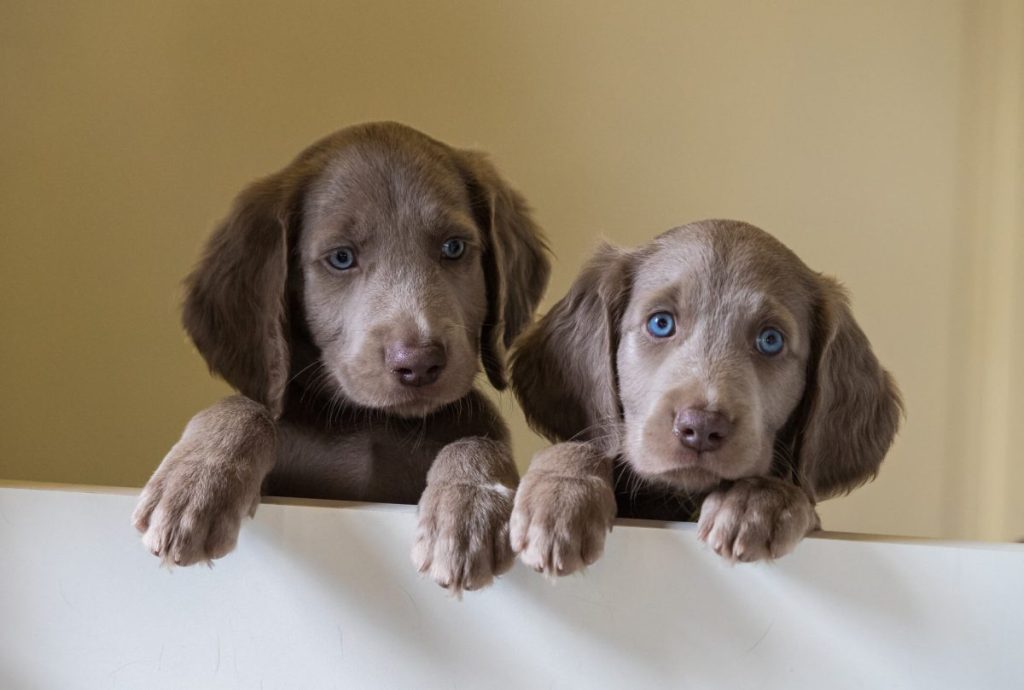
[508,324,554,432]
[180,269,212,363]
[823,367,904,498]
[486,368,509,391]
[877,366,905,453]
[507,327,535,396]
[885,367,905,419]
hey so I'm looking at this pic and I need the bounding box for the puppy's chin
[625,438,772,494]
[646,465,723,494]
[622,444,719,491]
[383,393,457,419]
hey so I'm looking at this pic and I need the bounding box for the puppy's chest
[267,419,444,504]
[613,461,703,522]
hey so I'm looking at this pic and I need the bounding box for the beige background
[2,1,1021,540]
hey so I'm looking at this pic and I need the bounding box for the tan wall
[2,1,1020,539]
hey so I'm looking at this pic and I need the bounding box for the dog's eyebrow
[749,296,802,345]
[630,283,682,318]
[425,211,481,240]
[303,216,365,256]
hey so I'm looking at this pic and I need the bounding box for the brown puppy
[132,122,550,594]
[510,220,901,575]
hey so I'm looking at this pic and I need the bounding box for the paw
[697,477,818,562]
[412,481,515,595]
[132,402,273,566]
[132,462,262,567]
[509,470,617,577]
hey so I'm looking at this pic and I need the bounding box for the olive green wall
[2,1,1021,539]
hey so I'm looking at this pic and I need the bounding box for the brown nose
[385,342,446,387]
[673,408,732,452]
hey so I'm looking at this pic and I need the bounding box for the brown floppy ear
[182,174,297,417]
[455,150,551,390]
[794,276,903,500]
[510,244,634,449]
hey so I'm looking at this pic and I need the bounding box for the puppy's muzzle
[673,408,733,452]
[386,341,447,387]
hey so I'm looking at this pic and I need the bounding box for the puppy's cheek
[626,401,679,475]
[622,416,653,474]
[326,357,364,400]
[717,429,774,480]
[444,338,481,392]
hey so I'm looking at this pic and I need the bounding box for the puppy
[132,122,550,594]
[509,219,901,574]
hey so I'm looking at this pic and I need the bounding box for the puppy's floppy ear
[794,276,903,500]
[510,244,634,449]
[183,173,299,417]
[455,150,551,390]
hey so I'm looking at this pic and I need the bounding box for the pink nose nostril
[673,408,732,452]
[385,343,447,387]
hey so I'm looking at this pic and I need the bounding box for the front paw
[697,477,819,562]
[412,481,515,595]
[509,469,617,577]
[132,459,262,567]
[132,400,274,566]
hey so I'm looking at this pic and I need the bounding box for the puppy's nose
[673,408,732,452]
[385,342,446,387]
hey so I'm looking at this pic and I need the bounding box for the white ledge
[1,483,1022,689]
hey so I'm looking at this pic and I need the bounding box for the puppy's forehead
[636,221,814,310]
[305,138,473,229]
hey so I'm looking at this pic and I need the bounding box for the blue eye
[441,238,466,260]
[327,247,356,270]
[646,312,676,338]
[756,327,785,356]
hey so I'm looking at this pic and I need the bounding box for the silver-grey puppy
[510,220,901,575]
[133,122,550,594]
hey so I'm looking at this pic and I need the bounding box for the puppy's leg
[412,438,518,595]
[509,442,617,577]
[132,395,276,566]
[697,476,820,562]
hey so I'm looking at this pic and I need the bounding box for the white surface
[1,485,1022,690]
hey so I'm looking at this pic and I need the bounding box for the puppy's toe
[410,538,433,575]
[696,492,723,542]
[165,510,212,566]
[141,523,168,560]
[411,518,437,575]
[132,484,162,533]
[141,501,180,560]
[699,498,744,561]
[519,519,555,574]
[732,517,772,562]
[767,507,813,559]
[205,514,242,560]
[428,536,466,593]
[509,504,532,554]
[552,533,587,576]
[461,546,497,592]
[580,523,608,566]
